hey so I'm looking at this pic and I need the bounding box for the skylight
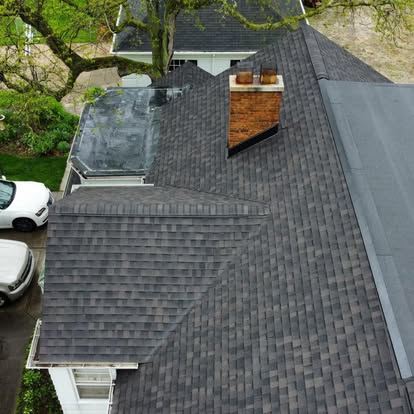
[70,87,182,178]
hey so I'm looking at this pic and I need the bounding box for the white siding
[49,368,112,414]
[116,51,254,87]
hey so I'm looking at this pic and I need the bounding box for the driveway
[0,192,61,414]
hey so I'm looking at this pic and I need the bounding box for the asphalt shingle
[113,0,300,52]
[40,187,269,363]
[109,27,409,413]
[304,26,390,83]
[40,24,411,413]
[151,62,214,89]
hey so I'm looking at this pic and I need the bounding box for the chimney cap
[260,65,277,85]
[235,62,254,85]
[229,75,284,92]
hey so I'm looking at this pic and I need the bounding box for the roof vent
[228,66,284,157]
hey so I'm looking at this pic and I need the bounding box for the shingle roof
[109,27,409,412]
[303,26,390,83]
[40,24,411,413]
[113,0,300,52]
[39,186,269,363]
[151,62,214,89]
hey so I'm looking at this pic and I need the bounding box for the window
[168,59,198,71]
[230,59,241,67]
[72,369,113,400]
[0,180,15,209]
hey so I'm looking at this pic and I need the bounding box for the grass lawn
[0,153,67,191]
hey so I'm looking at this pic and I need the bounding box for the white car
[0,239,35,307]
[0,179,53,232]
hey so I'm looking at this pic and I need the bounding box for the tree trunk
[146,0,178,78]
[162,4,178,75]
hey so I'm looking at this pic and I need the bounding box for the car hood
[10,181,49,211]
[0,240,29,283]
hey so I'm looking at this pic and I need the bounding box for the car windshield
[0,181,16,209]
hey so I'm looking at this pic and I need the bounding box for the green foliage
[23,131,56,155]
[15,339,62,414]
[41,0,97,43]
[56,141,71,154]
[82,86,106,104]
[0,153,67,190]
[0,91,78,155]
[0,17,25,46]
[0,0,97,46]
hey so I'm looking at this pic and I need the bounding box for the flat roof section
[70,87,182,177]
[321,80,414,378]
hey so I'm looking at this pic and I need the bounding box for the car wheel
[12,218,37,232]
[0,293,9,308]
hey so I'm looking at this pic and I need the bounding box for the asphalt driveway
[0,221,48,413]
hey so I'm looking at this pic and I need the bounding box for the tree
[0,0,412,101]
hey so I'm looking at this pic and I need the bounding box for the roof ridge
[52,185,271,217]
[142,212,272,363]
[160,184,270,206]
[301,25,329,80]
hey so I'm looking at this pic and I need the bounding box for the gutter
[111,50,258,56]
[107,378,116,414]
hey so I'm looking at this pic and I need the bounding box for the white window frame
[71,368,116,402]
[168,59,198,71]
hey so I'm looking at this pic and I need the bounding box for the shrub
[0,91,78,155]
[23,131,55,155]
[82,86,105,104]
[56,141,70,154]
[0,110,28,144]
[48,125,75,143]
[15,337,62,414]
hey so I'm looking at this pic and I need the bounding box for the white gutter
[26,319,139,370]
[26,319,42,369]
[33,362,139,369]
[112,50,258,55]
[107,380,116,414]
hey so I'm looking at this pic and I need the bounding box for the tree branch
[17,4,84,68]
[79,55,155,77]
[219,0,405,31]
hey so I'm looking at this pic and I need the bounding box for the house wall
[115,51,254,87]
[49,368,111,414]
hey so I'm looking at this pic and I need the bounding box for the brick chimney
[228,64,284,156]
